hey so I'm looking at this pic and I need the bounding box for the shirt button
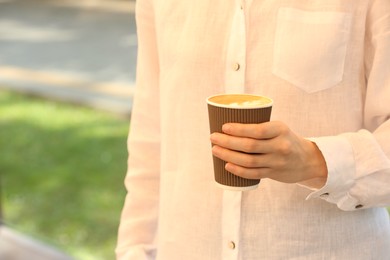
[233,63,240,71]
[228,241,236,250]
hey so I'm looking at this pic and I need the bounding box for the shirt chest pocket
[272,8,352,93]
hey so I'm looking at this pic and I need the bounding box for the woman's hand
[210,121,328,184]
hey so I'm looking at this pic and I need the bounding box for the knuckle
[238,168,256,179]
[243,139,258,153]
[236,167,247,177]
[255,168,267,179]
[254,125,265,139]
[277,122,290,135]
[243,155,257,167]
[278,141,292,155]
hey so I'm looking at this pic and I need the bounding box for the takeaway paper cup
[207,94,273,191]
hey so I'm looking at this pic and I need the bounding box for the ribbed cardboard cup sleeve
[207,95,272,191]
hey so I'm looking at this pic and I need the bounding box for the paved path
[0,225,74,260]
[0,0,137,115]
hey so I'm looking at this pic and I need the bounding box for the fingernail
[225,163,233,172]
[211,145,219,155]
[222,124,231,133]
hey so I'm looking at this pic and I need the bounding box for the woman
[117,1,390,259]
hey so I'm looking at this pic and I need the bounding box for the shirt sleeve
[115,0,161,259]
[301,0,390,211]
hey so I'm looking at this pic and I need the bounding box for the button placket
[221,2,246,259]
[224,1,246,93]
[221,190,242,260]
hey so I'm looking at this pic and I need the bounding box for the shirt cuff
[300,135,361,211]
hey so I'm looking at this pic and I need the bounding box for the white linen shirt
[116,0,390,259]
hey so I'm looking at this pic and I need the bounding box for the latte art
[207,94,273,109]
[227,99,271,108]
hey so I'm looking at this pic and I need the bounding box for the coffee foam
[208,94,272,108]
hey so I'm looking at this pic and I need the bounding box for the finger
[212,145,271,168]
[210,132,273,154]
[225,162,271,180]
[222,121,286,140]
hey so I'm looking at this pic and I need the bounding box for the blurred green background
[0,90,129,259]
[0,1,136,259]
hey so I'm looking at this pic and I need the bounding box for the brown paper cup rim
[207,94,273,109]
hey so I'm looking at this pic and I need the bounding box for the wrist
[310,141,328,179]
[299,141,328,189]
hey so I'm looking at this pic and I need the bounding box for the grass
[0,90,129,259]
